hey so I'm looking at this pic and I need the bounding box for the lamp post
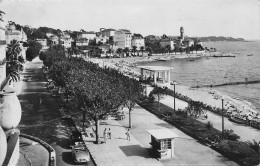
[172,81,177,112]
[221,96,225,139]
[145,74,147,96]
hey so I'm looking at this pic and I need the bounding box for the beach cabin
[138,66,173,87]
[146,129,179,159]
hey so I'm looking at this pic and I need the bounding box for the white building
[131,34,145,50]
[113,29,132,49]
[95,36,108,44]
[5,24,27,44]
[0,11,6,83]
[59,37,72,49]
[49,35,59,46]
[75,38,89,47]
[78,31,96,40]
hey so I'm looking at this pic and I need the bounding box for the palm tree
[165,45,171,54]
[7,72,20,85]
[132,46,137,56]
[123,47,130,57]
[6,40,22,61]
[246,139,260,153]
[6,40,25,78]
[140,46,145,56]
[116,48,123,57]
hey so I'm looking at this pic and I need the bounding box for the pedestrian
[108,128,111,139]
[126,128,130,141]
[39,97,42,104]
[103,128,107,143]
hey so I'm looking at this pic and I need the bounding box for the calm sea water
[139,41,260,112]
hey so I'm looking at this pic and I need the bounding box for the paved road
[18,59,94,166]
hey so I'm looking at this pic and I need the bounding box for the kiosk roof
[137,66,173,71]
[146,129,179,140]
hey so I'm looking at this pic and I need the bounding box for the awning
[146,129,179,140]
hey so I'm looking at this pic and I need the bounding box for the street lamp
[221,96,225,139]
[144,74,147,96]
[172,81,177,112]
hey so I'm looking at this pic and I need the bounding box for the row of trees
[39,48,143,144]
[145,40,204,54]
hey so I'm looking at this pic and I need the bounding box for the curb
[69,117,97,166]
[20,133,56,166]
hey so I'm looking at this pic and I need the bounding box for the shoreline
[87,52,258,118]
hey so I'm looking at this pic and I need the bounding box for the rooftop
[146,129,179,140]
[137,65,174,71]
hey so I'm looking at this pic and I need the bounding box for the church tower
[180,27,184,40]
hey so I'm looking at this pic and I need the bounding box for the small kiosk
[146,129,179,159]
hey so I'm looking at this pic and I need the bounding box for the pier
[192,80,260,88]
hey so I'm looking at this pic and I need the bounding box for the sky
[0,0,260,40]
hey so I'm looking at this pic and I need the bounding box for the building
[131,34,145,50]
[182,38,194,47]
[95,35,108,44]
[113,29,132,49]
[35,39,48,50]
[5,22,27,61]
[49,35,59,46]
[75,38,89,47]
[100,28,115,37]
[159,35,176,50]
[59,37,72,49]
[144,35,161,42]
[0,10,6,83]
[78,31,96,40]
[5,23,27,44]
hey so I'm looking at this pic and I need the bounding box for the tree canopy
[40,48,143,143]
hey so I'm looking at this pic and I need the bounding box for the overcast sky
[1,0,259,40]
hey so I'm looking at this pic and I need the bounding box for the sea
[139,41,260,113]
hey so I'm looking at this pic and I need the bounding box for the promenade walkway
[82,118,162,166]
[78,105,237,166]
[161,88,260,142]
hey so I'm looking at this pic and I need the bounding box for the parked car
[72,142,90,163]
[70,131,82,146]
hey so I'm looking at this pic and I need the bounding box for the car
[70,131,83,146]
[72,142,90,163]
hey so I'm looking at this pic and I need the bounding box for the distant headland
[199,36,245,42]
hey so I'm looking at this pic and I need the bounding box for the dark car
[70,131,82,147]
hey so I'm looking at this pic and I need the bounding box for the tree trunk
[82,111,85,131]
[95,119,100,144]
[129,108,132,128]
[158,95,160,112]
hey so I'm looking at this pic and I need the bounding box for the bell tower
[180,27,184,40]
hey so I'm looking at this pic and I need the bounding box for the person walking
[103,128,107,143]
[126,128,130,141]
[108,128,111,139]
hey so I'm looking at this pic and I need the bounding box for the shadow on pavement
[57,138,71,150]
[119,145,151,158]
[62,151,79,165]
